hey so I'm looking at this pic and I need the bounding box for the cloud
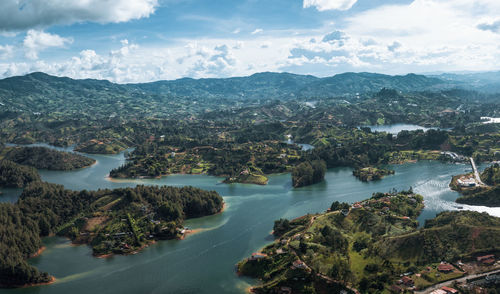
[251,29,263,35]
[23,30,72,60]
[387,41,402,52]
[303,0,357,11]
[3,0,500,83]
[0,45,14,59]
[477,19,500,33]
[0,0,158,32]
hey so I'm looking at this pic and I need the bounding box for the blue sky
[0,0,499,82]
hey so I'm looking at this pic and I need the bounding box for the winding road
[414,268,500,294]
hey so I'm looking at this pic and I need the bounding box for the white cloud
[0,45,14,59]
[251,29,263,35]
[2,0,500,82]
[0,0,158,31]
[23,30,72,60]
[303,0,357,11]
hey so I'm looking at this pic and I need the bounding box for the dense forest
[291,160,326,187]
[0,181,223,287]
[0,203,51,287]
[352,167,395,182]
[481,163,500,186]
[0,160,40,188]
[1,146,95,170]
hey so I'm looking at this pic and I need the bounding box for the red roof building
[401,276,414,286]
[477,254,495,264]
[437,263,455,273]
[441,286,458,294]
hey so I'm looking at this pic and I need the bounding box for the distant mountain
[128,72,319,100]
[296,72,455,97]
[0,71,490,117]
[434,71,500,93]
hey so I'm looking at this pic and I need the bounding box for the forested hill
[295,72,450,97]
[0,71,457,117]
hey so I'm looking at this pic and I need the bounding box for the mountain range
[0,71,498,116]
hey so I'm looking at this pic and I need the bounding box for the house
[341,209,350,216]
[437,263,455,273]
[250,252,268,260]
[430,290,447,294]
[352,202,362,209]
[477,254,495,265]
[457,177,476,187]
[292,260,308,270]
[400,276,414,287]
[441,286,459,294]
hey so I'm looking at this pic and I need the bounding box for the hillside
[238,192,500,293]
[0,160,40,188]
[1,146,96,170]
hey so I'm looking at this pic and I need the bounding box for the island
[292,160,326,187]
[352,166,395,182]
[238,190,500,293]
[1,146,96,170]
[0,181,223,287]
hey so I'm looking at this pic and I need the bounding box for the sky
[0,0,499,83]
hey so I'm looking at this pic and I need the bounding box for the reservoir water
[363,123,436,134]
[1,147,500,294]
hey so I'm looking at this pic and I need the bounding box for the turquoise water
[1,148,499,294]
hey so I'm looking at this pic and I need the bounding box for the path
[414,268,500,294]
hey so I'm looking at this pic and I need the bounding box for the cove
[1,150,500,294]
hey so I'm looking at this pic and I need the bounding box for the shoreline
[94,203,226,257]
[5,276,57,289]
[30,246,46,258]
[180,202,227,239]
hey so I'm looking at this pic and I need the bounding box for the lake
[363,123,437,134]
[1,149,499,294]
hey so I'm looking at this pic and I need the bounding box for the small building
[250,252,268,260]
[437,263,455,273]
[477,254,495,265]
[441,286,459,294]
[400,276,414,287]
[352,202,362,209]
[430,290,447,294]
[457,177,476,187]
[292,260,308,270]
[341,209,349,216]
